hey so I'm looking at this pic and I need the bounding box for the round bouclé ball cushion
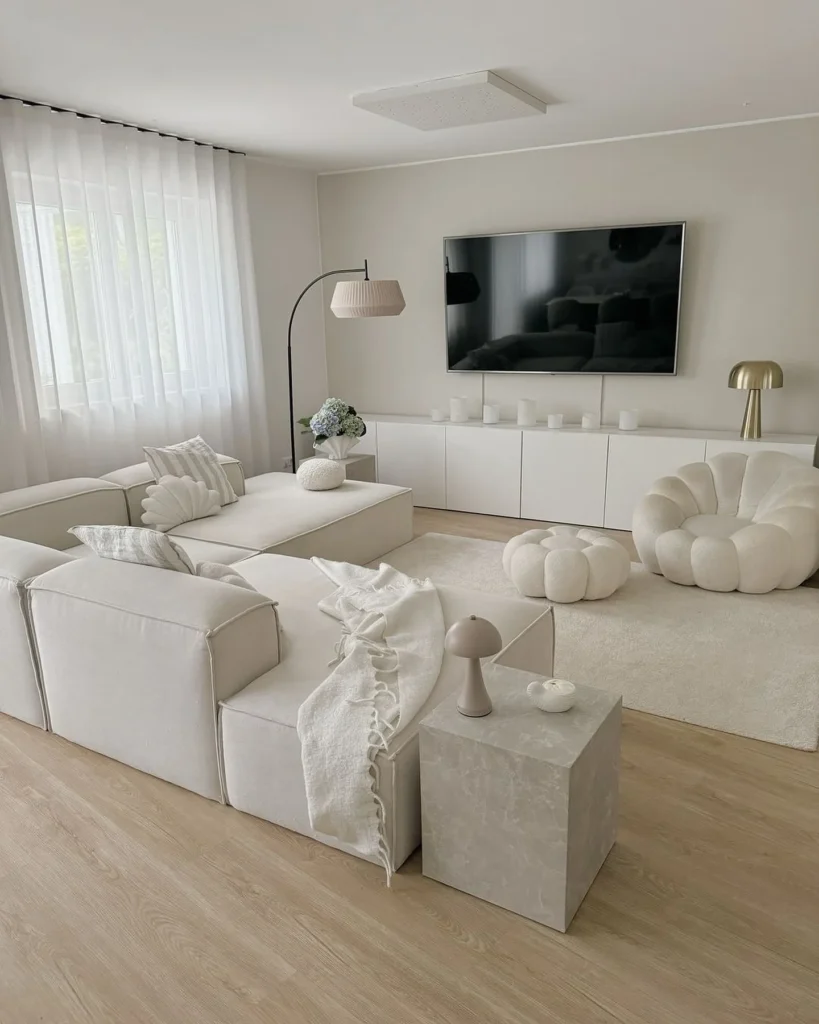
[509,543,548,597]
[503,526,630,603]
[296,458,346,491]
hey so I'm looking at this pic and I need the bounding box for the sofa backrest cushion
[102,456,245,526]
[0,478,129,550]
[753,463,819,521]
[0,534,77,580]
[0,536,75,727]
[666,452,817,521]
[28,556,280,800]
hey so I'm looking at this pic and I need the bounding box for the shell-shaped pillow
[296,458,346,491]
[196,560,257,591]
[141,474,222,532]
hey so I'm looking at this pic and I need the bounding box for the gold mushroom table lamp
[445,615,503,718]
[728,360,783,439]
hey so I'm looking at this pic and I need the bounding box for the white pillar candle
[582,412,600,430]
[619,410,639,431]
[430,408,445,422]
[482,404,501,424]
[450,397,469,423]
[547,413,564,429]
[517,399,536,427]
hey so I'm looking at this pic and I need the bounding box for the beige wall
[245,158,324,467]
[318,119,819,435]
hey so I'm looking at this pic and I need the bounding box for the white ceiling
[2,0,819,172]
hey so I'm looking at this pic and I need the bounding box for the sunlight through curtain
[0,99,270,489]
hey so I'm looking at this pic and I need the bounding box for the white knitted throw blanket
[297,558,445,882]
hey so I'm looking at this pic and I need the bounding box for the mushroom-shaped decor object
[445,615,503,717]
[728,360,783,439]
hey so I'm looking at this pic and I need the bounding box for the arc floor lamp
[287,260,405,472]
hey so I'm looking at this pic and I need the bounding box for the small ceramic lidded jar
[527,678,577,713]
[445,615,503,717]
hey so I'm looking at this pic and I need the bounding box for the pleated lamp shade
[330,279,406,318]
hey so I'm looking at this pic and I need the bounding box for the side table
[298,452,377,483]
[419,662,620,932]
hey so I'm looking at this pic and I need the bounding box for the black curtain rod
[0,93,246,156]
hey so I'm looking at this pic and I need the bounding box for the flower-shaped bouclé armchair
[632,451,819,593]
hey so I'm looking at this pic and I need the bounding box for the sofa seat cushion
[0,478,129,549]
[67,535,256,566]
[681,514,751,538]
[167,472,413,565]
[225,553,554,739]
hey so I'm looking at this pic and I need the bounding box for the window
[0,99,269,485]
[13,185,205,407]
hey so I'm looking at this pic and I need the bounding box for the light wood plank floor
[414,506,638,556]
[1,510,818,1023]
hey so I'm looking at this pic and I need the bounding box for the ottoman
[503,526,630,602]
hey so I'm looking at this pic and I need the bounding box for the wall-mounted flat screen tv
[445,223,685,375]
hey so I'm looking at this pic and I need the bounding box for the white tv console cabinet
[357,414,817,530]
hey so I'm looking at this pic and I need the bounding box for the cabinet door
[446,427,522,517]
[704,438,815,462]
[521,431,609,527]
[376,422,446,508]
[604,434,706,530]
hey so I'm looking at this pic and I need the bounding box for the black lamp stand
[286,260,368,472]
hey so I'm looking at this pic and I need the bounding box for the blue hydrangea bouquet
[299,398,367,460]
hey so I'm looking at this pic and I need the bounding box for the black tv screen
[445,223,684,375]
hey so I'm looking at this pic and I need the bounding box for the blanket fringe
[343,620,401,885]
[369,760,394,887]
[322,612,403,883]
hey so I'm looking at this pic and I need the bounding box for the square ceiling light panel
[352,71,548,131]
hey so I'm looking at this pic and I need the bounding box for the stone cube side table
[419,663,620,932]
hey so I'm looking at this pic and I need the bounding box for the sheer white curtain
[0,99,270,491]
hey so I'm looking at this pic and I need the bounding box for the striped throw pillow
[143,436,237,506]
[69,525,196,574]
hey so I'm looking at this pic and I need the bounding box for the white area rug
[377,533,819,750]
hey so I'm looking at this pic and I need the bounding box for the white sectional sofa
[1,455,413,566]
[0,456,554,871]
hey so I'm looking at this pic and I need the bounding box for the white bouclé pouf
[296,458,346,491]
[502,526,631,602]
